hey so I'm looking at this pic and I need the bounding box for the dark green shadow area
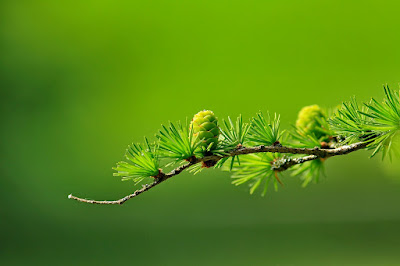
[2,221,400,265]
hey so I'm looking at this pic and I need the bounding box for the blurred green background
[1,0,400,265]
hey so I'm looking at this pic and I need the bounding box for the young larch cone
[296,105,326,139]
[191,110,219,150]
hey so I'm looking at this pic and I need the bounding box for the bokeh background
[1,0,400,265]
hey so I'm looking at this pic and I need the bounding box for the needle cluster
[69,86,400,204]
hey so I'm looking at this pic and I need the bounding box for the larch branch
[68,142,367,205]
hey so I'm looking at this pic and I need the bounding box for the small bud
[320,142,329,149]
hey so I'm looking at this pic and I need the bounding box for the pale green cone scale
[191,110,219,150]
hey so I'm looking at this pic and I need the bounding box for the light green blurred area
[1,0,400,265]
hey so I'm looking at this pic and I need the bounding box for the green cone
[296,105,326,139]
[191,110,219,150]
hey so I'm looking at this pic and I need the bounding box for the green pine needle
[113,138,160,185]
[223,153,282,196]
[289,126,322,148]
[291,158,325,187]
[216,115,250,169]
[220,115,250,147]
[330,86,400,159]
[248,112,282,146]
[362,86,400,159]
[156,120,201,161]
[330,96,373,144]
